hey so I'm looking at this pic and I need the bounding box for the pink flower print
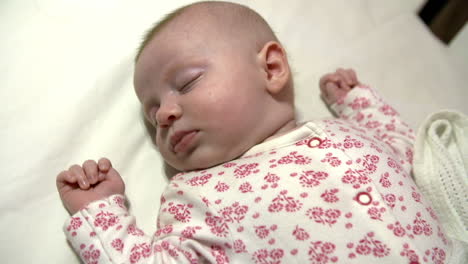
[430,247,446,264]
[268,202,283,212]
[223,162,237,168]
[80,244,101,264]
[234,163,260,178]
[387,157,402,173]
[181,226,201,239]
[379,104,398,116]
[411,212,433,236]
[215,181,230,192]
[349,97,370,110]
[299,170,329,188]
[113,195,126,209]
[239,182,253,193]
[387,221,406,237]
[383,193,396,208]
[127,224,145,236]
[350,232,390,258]
[367,207,385,221]
[278,151,312,165]
[264,172,280,183]
[308,241,338,264]
[129,243,152,263]
[255,225,270,239]
[385,123,396,131]
[233,239,247,253]
[111,239,124,253]
[318,138,332,149]
[252,248,284,264]
[426,206,439,221]
[268,190,303,213]
[321,153,342,167]
[353,112,365,122]
[186,173,212,186]
[361,154,379,174]
[94,211,119,231]
[406,147,414,165]
[295,137,312,146]
[292,151,312,165]
[154,224,173,237]
[400,243,420,263]
[219,202,249,224]
[210,245,229,264]
[411,188,422,203]
[67,217,83,236]
[306,207,341,227]
[437,225,449,245]
[341,169,369,189]
[379,172,392,188]
[205,212,229,237]
[278,154,293,164]
[321,188,339,203]
[343,136,364,149]
[263,172,280,189]
[365,121,382,129]
[293,225,310,241]
[166,202,193,223]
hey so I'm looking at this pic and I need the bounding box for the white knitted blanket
[413,110,468,262]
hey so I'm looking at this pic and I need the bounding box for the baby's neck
[262,119,298,142]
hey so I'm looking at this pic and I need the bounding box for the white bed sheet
[1,0,466,262]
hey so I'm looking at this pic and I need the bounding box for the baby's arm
[320,69,415,171]
[57,161,226,263]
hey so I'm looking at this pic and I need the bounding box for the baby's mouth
[170,130,199,153]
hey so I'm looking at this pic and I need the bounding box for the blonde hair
[134,1,278,63]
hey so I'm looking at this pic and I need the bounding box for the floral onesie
[64,86,454,264]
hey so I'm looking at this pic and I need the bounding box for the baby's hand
[319,68,360,105]
[56,158,125,215]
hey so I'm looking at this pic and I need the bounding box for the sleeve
[329,85,415,172]
[63,186,231,264]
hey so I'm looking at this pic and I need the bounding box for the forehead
[134,23,210,93]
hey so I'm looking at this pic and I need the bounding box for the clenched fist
[56,158,125,215]
[319,68,360,105]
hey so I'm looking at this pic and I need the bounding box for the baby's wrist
[74,194,127,215]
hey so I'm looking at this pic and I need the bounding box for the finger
[324,82,340,104]
[338,79,351,91]
[319,73,332,92]
[70,164,89,189]
[348,69,359,86]
[320,74,339,93]
[83,160,98,185]
[98,157,111,173]
[337,68,353,86]
[56,170,77,189]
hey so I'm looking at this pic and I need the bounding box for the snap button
[356,191,372,206]
[307,137,323,148]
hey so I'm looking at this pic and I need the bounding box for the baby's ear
[257,41,290,94]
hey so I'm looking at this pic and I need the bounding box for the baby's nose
[156,102,182,128]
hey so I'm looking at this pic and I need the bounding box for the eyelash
[179,74,202,93]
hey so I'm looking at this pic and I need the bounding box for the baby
[56,1,453,263]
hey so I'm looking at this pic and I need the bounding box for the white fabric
[1,0,467,263]
[413,110,468,262]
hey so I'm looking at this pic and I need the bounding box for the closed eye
[179,73,203,93]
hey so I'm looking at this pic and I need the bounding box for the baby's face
[134,20,274,171]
